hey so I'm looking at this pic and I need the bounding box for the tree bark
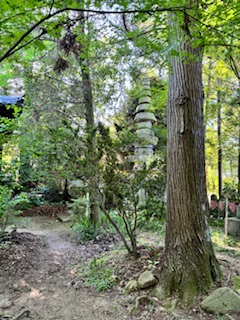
[160,9,220,303]
[217,88,222,199]
[238,123,240,196]
[74,9,100,225]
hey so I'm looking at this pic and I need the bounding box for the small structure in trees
[134,76,158,161]
[133,76,158,206]
[0,95,24,161]
[0,95,24,119]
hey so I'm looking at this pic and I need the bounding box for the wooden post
[224,197,228,237]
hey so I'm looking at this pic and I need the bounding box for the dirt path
[0,216,130,320]
[1,214,239,320]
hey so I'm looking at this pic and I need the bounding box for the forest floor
[0,206,240,320]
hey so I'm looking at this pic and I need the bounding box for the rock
[227,218,240,236]
[125,280,139,292]
[56,213,73,222]
[236,289,240,295]
[138,271,157,289]
[201,287,240,314]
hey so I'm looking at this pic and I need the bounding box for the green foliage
[72,209,125,243]
[223,182,240,203]
[68,197,88,216]
[79,257,116,292]
[208,219,224,228]
[72,216,99,243]
[18,190,45,209]
[101,210,125,233]
[233,276,240,291]
[0,186,29,232]
[211,228,240,252]
[137,213,165,233]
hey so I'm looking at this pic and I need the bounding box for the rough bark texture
[160,12,220,303]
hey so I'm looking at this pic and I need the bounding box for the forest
[0,1,240,319]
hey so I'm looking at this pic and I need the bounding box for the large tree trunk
[160,10,220,303]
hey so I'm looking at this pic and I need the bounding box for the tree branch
[0,6,185,63]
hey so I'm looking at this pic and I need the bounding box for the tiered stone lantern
[133,76,158,206]
[134,76,158,162]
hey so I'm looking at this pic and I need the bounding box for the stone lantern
[133,76,158,206]
[134,76,158,162]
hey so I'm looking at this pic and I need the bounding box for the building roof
[0,95,24,106]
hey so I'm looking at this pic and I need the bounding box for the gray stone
[137,121,152,129]
[201,287,240,314]
[138,271,157,289]
[125,280,139,292]
[227,218,240,236]
[236,206,240,219]
[139,96,151,104]
[134,112,156,123]
[136,104,151,113]
[136,128,152,137]
[57,213,73,223]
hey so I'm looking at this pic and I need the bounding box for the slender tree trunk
[160,7,220,303]
[0,146,2,164]
[238,123,240,196]
[74,9,100,225]
[217,88,222,199]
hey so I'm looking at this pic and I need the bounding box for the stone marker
[227,218,240,236]
[237,205,240,219]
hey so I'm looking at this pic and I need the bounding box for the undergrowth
[71,210,125,243]
[211,227,240,255]
[78,256,117,292]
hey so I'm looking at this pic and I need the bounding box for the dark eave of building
[0,95,24,118]
[0,95,24,107]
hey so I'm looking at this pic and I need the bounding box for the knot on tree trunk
[176,92,189,106]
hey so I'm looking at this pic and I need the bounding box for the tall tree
[160,3,220,302]
[2,0,240,301]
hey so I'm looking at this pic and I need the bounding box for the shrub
[0,186,30,233]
